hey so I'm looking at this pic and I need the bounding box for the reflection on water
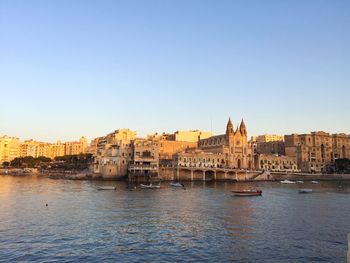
[0,175,349,262]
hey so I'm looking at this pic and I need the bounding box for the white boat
[280,180,296,184]
[170,182,184,187]
[311,181,319,184]
[97,186,116,190]
[296,181,304,184]
[298,188,313,194]
[140,184,161,189]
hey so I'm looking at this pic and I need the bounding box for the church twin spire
[226,117,247,136]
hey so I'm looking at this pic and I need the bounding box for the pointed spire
[226,117,234,135]
[239,118,247,136]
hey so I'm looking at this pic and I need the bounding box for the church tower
[239,119,247,136]
[226,117,234,136]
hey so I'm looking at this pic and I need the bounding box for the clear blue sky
[1,0,349,142]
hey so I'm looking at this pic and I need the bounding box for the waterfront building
[198,118,251,169]
[92,145,128,179]
[285,132,350,173]
[64,136,88,156]
[172,130,213,143]
[51,141,65,159]
[0,136,20,164]
[93,129,137,178]
[128,139,159,177]
[256,134,284,143]
[158,140,197,165]
[254,154,299,172]
[173,149,227,168]
[20,140,40,158]
[257,141,285,155]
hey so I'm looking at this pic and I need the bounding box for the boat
[232,189,262,196]
[140,184,161,189]
[280,180,296,184]
[97,186,116,190]
[170,182,184,187]
[298,188,313,194]
[311,181,319,184]
[296,180,304,184]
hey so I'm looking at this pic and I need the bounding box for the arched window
[342,145,346,158]
[237,159,241,169]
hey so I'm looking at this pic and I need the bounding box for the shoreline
[1,170,350,182]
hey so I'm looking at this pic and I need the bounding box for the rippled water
[0,176,349,262]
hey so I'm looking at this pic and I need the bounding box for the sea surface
[0,175,349,262]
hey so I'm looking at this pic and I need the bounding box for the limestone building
[64,136,88,156]
[128,139,159,177]
[255,154,299,172]
[92,129,136,178]
[198,118,251,169]
[173,149,227,169]
[257,141,285,156]
[257,134,284,143]
[172,130,213,143]
[0,136,20,164]
[285,131,350,173]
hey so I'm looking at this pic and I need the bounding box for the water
[0,176,349,262]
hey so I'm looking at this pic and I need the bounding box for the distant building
[255,154,299,172]
[256,134,284,143]
[0,136,20,164]
[64,137,88,156]
[93,129,136,178]
[51,141,65,158]
[128,139,159,177]
[20,140,41,158]
[199,118,251,169]
[257,141,285,155]
[92,145,128,179]
[285,132,350,173]
[173,149,227,168]
[172,130,213,143]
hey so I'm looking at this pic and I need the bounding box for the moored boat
[140,183,161,189]
[232,189,262,196]
[296,180,304,184]
[97,186,117,190]
[311,181,319,184]
[170,182,184,187]
[280,180,296,184]
[298,188,313,194]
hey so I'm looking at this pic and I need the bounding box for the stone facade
[0,136,20,164]
[93,129,136,178]
[285,132,350,173]
[257,141,285,155]
[92,145,128,179]
[64,137,88,156]
[255,154,299,172]
[257,134,284,143]
[129,139,159,176]
[172,130,213,142]
[173,149,227,168]
[198,118,251,169]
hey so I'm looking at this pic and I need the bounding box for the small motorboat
[311,181,319,184]
[298,188,313,194]
[140,184,161,189]
[280,180,296,184]
[232,189,262,196]
[97,186,117,190]
[296,180,304,184]
[170,182,184,188]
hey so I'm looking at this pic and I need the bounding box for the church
[198,118,250,169]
